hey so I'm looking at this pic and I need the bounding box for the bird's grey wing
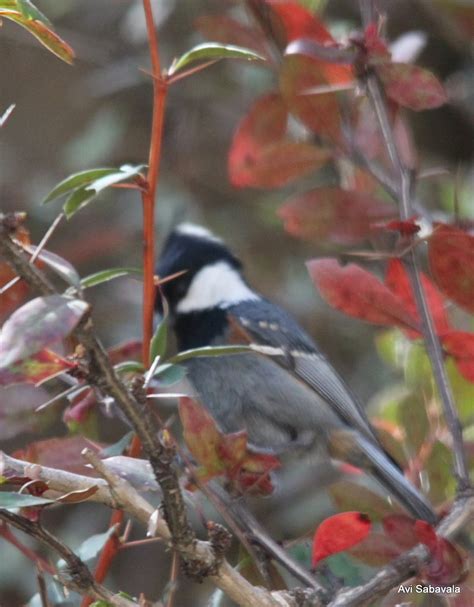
[227,299,379,444]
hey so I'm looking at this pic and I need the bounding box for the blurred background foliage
[1,1,473,605]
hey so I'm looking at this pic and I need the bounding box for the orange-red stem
[82,3,167,604]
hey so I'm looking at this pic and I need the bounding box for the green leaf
[0,492,54,509]
[425,441,456,504]
[81,267,142,289]
[169,42,264,76]
[150,317,168,363]
[169,345,251,364]
[62,164,147,218]
[0,8,74,64]
[63,185,98,218]
[84,164,146,194]
[153,363,186,386]
[16,0,52,26]
[0,295,88,368]
[24,244,81,288]
[114,361,145,375]
[397,393,429,454]
[43,168,119,203]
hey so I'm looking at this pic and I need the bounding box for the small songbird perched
[156,223,436,523]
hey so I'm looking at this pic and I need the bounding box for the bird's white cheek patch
[176,261,260,313]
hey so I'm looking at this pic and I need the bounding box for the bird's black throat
[173,308,228,350]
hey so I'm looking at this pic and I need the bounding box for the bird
[155,222,436,523]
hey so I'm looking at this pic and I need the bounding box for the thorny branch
[2,449,473,607]
[0,509,138,607]
[0,221,289,607]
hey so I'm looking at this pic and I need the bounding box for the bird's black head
[155,223,244,315]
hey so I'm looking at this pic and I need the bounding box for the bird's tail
[355,435,437,524]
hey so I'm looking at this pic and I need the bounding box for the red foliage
[13,436,102,476]
[377,218,421,236]
[376,63,448,111]
[363,23,390,60]
[267,0,334,45]
[279,187,394,245]
[194,15,269,59]
[415,520,465,584]
[442,331,474,383]
[228,93,330,188]
[358,23,447,111]
[382,513,419,550]
[279,54,342,143]
[385,259,451,339]
[307,258,419,331]
[179,397,280,495]
[312,511,371,566]
[0,349,76,387]
[428,224,474,315]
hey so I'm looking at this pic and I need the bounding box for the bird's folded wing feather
[227,299,379,444]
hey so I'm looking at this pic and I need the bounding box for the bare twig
[81,448,169,540]
[36,567,52,607]
[0,509,138,607]
[0,520,55,574]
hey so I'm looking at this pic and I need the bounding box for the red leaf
[383,514,419,550]
[63,388,97,424]
[0,348,75,387]
[195,15,269,59]
[364,23,390,60]
[279,187,394,245]
[108,340,142,364]
[267,1,352,84]
[349,532,401,565]
[442,331,474,383]
[428,224,474,314]
[0,224,31,321]
[179,397,280,494]
[13,436,102,476]
[415,520,438,550]
[385,259,451,339]
[376,62,448,111]
[312,511,371,565]
[267,0,334,44]
[280,54,342,142]
[415,521,465,584]
[377,218,421,236]
[228,93,331,188]
[307,258,419,331]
